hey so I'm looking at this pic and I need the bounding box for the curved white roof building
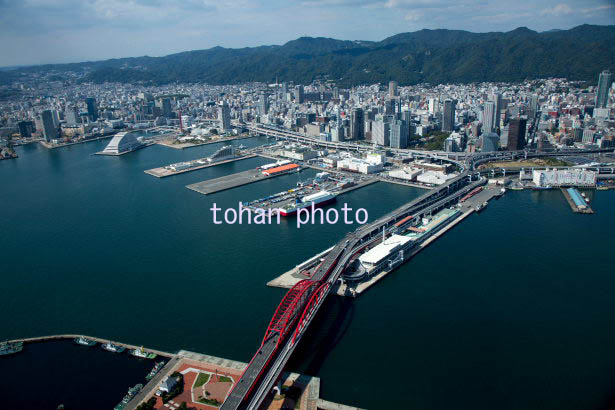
[101,131,144,155]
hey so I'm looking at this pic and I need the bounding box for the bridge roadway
[221,170,486,410]
[222,137,614,409]
[242,175,489,410]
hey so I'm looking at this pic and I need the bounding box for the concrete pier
[267,185,502,297]
[267,246,335,289]
[186,167,303,195]
[7,334,361,410]
[561,187,594,214]
[157,134,257,150]
[144,154,256,178]
[6,334,175,358]
[39,134,114,150]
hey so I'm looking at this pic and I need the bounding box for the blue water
[0,340,162,410]
[1,139,614,409]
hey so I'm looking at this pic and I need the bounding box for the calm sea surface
[1,138,614,409]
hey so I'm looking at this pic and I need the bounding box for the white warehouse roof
[359,234,412,265]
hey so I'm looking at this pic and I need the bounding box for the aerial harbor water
[0,339,158,410]
[1,139,615,409]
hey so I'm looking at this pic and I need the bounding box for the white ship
[278,191,337,216]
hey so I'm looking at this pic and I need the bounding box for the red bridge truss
[262,279,319,349]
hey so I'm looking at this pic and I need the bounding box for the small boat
[597,186,608,190]
[532,185,552,190]
[475,202,487,212]
[511,185,524,190]
[146,361,165,380]
[102,342,125,353]
[74,336,97,347]
[130,346,157,359]
[114,383,143,410]
[0,341,23,356]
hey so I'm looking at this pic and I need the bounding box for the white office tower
[428,98,437,114]
[483,101,496,133]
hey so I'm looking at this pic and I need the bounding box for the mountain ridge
[2,24,614,87]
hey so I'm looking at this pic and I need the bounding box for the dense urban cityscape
[2,69,614,155]
[1,7,615,410]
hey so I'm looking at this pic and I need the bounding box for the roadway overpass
[221,138,614,409]
[221,163,483,410]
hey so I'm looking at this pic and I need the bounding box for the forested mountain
[3,24,614,86]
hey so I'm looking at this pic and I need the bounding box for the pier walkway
[186,167,303,196]
[144,154,256,178]
[6,334,176,358]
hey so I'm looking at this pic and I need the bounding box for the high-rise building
[18,121,34,139]
[482,101,496,133]
[388,81,398,98]
[259,92,269,116]
[156,98,172,118]
[390,119,408,149]
[491,92,502,130]
[529,94,539,117]
[41,110,59,142]
[372,119,390,146]
[507,118,527,151]
[481,132,500,152]
[595,70,613,109]
[218,102,231,131]
[86,97,98,121]
[294,85,304,104]
[428,98,437,114]
[442,99,456,132]
[65,106,80,126]
[384,99,395,115]
[350,108,364,140]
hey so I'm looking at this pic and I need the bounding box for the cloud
[404,11,423,21]
[385,0,446,8]
[581,3,615,15]
[0,0,613,66]
[541,3,573,16]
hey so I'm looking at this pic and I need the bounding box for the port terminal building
[532,169,596,187]
[343,208,461,284]
[101,131,144,155]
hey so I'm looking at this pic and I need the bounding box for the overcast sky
[0,0,613,67]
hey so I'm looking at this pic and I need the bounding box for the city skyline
[0,0,614,67]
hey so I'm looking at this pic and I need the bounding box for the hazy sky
[0,0,614,67]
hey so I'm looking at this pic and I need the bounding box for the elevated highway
[221,133,614,409]
[222,167,484,410]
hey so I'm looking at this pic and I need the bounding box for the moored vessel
[74,336,97,347]
[102,342,125,353]
[0,341,23,356]
[114,383,143,410]
[278,190,336,216]
[130,346,157,359]
[475,201,488,212]
[145,361,165,380]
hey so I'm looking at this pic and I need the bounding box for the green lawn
[194,373,211,388]
[218,375,232,383]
